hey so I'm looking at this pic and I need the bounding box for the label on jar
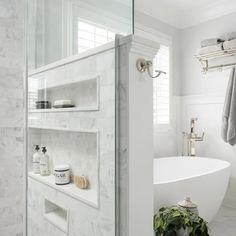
[54,170,70,185]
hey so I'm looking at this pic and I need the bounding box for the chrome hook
[136,58,166,78]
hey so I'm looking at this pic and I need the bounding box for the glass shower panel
[27,0,133,236]
[28,0,133,70]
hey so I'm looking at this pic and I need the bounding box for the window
[77,20,116,54]
[153,45,170,125]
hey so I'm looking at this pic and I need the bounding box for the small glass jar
[54,165,70,185]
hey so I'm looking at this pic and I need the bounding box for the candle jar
[54,165,70,185]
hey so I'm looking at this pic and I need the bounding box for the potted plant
[154,206,209,236]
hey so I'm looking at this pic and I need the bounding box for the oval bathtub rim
[153,157,231,185]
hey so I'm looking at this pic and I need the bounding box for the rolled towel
[222,67,236,146]
[197,43,223,55]
[201,38,224,48]
[225,32,236,41]
[223,39,236,51]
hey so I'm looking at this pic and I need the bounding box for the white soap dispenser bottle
[33,145,41,174]
[40,147,50,176]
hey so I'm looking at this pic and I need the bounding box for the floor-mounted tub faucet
[182,118,204,156]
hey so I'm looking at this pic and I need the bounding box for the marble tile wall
[0,0,25,235]
[28,48,116,235]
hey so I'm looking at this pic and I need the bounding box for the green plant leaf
[154,206,209,236]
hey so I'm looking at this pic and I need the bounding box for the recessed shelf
[28,172,98,208]
[44,198,69,234]
[29,106,98,113]
[28,76,100,112]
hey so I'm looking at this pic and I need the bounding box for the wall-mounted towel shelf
[195,48,236,73]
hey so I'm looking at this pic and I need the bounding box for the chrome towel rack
[196,49,236,73]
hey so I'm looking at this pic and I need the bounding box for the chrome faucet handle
[191,118,198,122]
[190,118,199,134]
[190,118,198,126]
[192,132,205,141]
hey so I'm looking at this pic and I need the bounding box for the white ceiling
[135,0,236,29]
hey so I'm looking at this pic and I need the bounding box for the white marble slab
[0,1,25,235]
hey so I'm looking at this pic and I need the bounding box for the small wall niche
[44,198,69,234]
[29,76,100,112]
[28,128,99,208]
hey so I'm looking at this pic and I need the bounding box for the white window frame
[134,24,174,133]
[75,17,116,54]
[71,1,131,54]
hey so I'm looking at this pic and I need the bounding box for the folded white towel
[222,67,236,145]
[201,38,224,48]
[225,32,236,41]
[223,39,236,51]
[197,43,223,55]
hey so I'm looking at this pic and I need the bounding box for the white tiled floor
[209,205,236,236]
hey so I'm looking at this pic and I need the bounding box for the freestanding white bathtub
[153,157,231,222]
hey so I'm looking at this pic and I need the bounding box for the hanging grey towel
[222,67,236,145]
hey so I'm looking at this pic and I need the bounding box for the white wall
[135,11,181,96]
[179,12,236,208]
[134,12,181,157]
[135,9,236,210]
[180,12,236,96]
[176,96,236,208]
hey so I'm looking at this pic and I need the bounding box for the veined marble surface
[28,47,116,235]
[0,0,25,235]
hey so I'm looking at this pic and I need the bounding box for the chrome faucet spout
[182,118,204,157]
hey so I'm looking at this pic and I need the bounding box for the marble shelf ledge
[28,106,99,113]
[28,126,98,133]
[28,172,98,208]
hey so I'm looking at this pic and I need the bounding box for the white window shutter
[153,45,170,125]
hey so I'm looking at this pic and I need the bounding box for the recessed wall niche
[28,76,99,112]
[28,128,99,207]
